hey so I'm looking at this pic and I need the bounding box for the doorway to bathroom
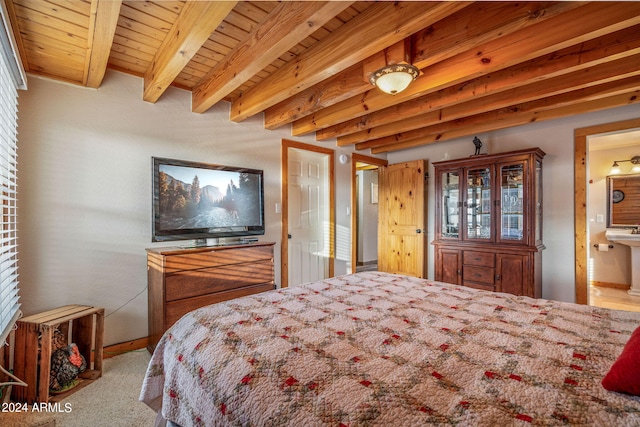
[575,118,640,312]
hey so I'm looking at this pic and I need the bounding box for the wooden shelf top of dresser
[146,241,275,256]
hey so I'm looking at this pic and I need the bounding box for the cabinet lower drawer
[463,266,495,285]
[463,281,495,292]
[165,260,274,301]
[165,283,274,327]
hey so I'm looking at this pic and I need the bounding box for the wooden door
[378,160,428,277]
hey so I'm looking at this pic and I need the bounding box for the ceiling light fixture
[369,63,420,95]
[610,155,640,174]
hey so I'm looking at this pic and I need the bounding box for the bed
[140,271,640,426]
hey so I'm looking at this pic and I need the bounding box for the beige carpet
[0,350,157,427]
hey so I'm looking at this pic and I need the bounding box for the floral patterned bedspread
[140,272,640,426]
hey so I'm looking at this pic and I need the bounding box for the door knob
[416,229,426,233]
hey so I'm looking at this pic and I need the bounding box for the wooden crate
[12,305,104,403]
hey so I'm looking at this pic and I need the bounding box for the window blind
[0,5,23,346]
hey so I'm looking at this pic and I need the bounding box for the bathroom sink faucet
[633,226,640,235]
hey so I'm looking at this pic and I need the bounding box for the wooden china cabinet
[432,148,545,298]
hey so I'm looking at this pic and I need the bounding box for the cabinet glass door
[500,163,524,241]
[465,167,491,240]
[535,159,542,242]
[441,171,460,238]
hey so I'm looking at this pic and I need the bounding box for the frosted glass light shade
[610,162,621,175]
[369,63,420,95]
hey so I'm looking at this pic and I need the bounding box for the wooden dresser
[432,148,545,298]
[146,242,275,351]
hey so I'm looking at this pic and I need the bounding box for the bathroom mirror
[607,173,640,227]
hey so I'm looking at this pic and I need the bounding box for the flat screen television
[152,157,265,243]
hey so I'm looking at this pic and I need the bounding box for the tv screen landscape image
[152,157,265,243]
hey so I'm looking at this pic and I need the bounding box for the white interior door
[288,148,329,286]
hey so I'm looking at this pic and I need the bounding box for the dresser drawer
[463,281,496,292]
[165,283,274,327]
[463,265,495,285]
[163,246,273,273]
[165,260,274,301]
[463,251,495,267]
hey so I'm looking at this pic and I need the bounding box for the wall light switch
[596,214,604,223]
[346,207,351,216]
[275,202,281,214]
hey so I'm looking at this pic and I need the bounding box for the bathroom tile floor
[590,284,640,313]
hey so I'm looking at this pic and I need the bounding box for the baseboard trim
[103,337,149,359]
[590,281,631,290]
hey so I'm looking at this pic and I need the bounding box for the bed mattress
[140,271,640,426]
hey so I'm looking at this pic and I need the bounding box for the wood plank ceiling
[6,1,640,154]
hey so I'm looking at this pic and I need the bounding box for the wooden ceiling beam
[264,1,575,131]
[84,0,122,88]
[264,41,412,131]
[358,64,640,151]
[229,1,469,123]
[326,25,640,143]
[365,79,640,154]
[293,2,640,136]
[264,41,413,130]
[264,63,366,130]
[371,88,640,154]
[410,1,581,71]
[191,1,354,114]
[340,51,640,147]
[143,1,237,103]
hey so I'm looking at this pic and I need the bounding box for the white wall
[387,103,640,303]
[357,169,378,264]
[16,71,362,346]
